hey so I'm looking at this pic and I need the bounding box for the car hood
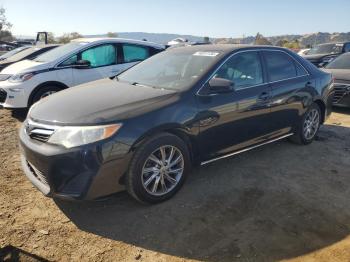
[29,78,179,125]
[1,59,52,75]
[322,68,350,82]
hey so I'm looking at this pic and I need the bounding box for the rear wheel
[290,103,321,145]
[30,85,62,106]
[126,133,190,204]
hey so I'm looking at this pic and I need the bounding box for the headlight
[47,124,122,148]
[9,72,35,83]
[322,57,335,63]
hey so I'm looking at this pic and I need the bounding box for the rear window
[264,51,297,82]
[122,44,149,63]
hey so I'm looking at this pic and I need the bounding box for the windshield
[118,50,222,90]
[7,46,50,61]
[34,42,88,63]
[308,43,343,55]
[326,53,350,69]
[0,46,31,59]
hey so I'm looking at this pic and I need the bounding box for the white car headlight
[47,124,122,148]
[9,72,35,83]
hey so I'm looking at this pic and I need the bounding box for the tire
[30,85,62,107]
[126,132,191,204]
[290,103,321,145]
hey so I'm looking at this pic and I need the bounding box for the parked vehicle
[323,52,350,107]
[302,42,350,67]
[0,38,165,108]
[167,37,189,46]
[20,45,333,203]
[0,45,59,71]
[298,48,310,56]
[0,46,31,61]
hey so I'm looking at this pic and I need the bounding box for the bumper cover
[19,125,132,200]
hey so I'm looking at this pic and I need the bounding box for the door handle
[258,92,270,101]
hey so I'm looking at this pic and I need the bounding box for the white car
[298,48,310,56]
[0,38,164,108]
[167,38,188,46]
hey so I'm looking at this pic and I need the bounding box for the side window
[81,44,116,68]
[344,43,350,53]
[295,61,308,76]
[122,44,149,63]
[214,51,263,89]
[60,55,78,66]
[264,51,297,82]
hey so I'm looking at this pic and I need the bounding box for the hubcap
[303,108,320,140]
[40,90,56,99]
[141,145,184,196]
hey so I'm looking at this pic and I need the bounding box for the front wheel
[30,85,62,107]
[126,133,191,204]
[290,103,321,145]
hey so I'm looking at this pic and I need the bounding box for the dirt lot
[0,107,350,262]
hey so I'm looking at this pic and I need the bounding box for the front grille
[26,161,48,186]
[25,120,55,142]
[0,88,6,103]
[333,84,350,103]
[28,128,54,142]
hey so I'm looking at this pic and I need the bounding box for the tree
[203,36,210,43]
[275,39,289,47]
[0,7,14,41]
[254,33,272,45]
[283,39,300,49]
[107,32,118,38]
[57,32,82,44]
[47,32,56,44]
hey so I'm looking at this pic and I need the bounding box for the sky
[1,0,350,38]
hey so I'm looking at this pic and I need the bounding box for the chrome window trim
[196,48,310,97]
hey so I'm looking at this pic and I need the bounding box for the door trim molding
[200,133,294,165]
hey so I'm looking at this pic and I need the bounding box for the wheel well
[133,128,199,166]
[314,99,326,123]
[29,81,68,106]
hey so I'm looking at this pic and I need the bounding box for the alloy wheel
[303,108,320,140]
[141,145,184,196]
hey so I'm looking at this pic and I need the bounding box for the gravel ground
[0,107,350,262]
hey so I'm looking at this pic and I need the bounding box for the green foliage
[57,32,82,44]
[0,7,13,41]
[282,40,300,49]
[203,36,210,43]
[254,33,272,45]
[107,32,118,38]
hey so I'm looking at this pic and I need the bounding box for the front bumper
[0,80,31,108]
[19,125,133,200]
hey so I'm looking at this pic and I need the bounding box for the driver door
[71,44,119,86]
[196,51,273,161]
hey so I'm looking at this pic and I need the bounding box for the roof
[166,44,290,54]
[71,37,165,49]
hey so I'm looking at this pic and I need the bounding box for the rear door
[262,50,312,134]
[118,43,153,73]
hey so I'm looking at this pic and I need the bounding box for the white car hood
[1,59,53,75]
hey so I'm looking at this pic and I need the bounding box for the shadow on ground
[56,124,350,261]
[0,245,48,262]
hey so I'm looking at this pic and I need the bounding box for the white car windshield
[0,46,31,60]
[34,42,88,63]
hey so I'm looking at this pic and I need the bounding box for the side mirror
[208,77,235,93]
[74,60,91,69]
